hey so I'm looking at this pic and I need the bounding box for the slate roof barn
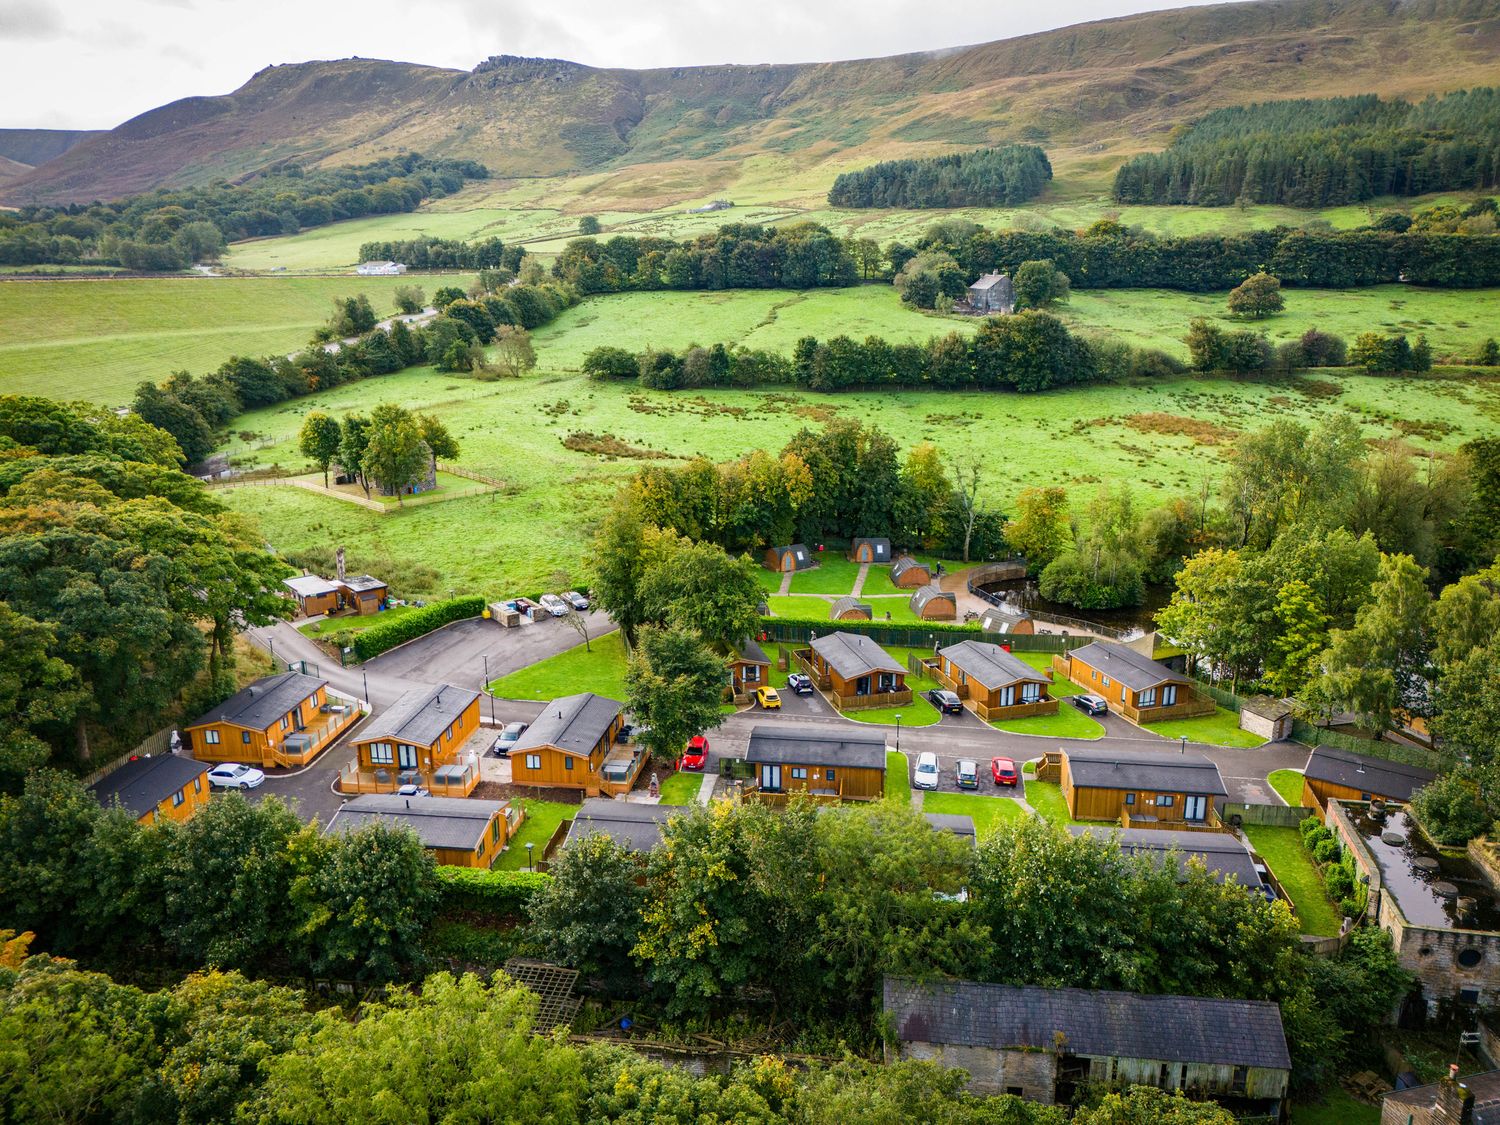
[967,272,1016,314]
[1301,745,1435,809]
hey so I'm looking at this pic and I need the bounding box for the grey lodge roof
[1303,745,1435,801]
[326,794,504,850]
[1069,641,1189,693]
[1069,826,1262,887]
[747,723,887,770]
[192,671,327,732]
[810,631,904,680]
[831,596,872,619]
[924,812,977,840]
[890,555,928,582]
[852,537,892,562]
[941,640,1045,689]
[512,692,622,757]
[564,798,683,852]
[89,754,209,818]
[1064,746,1228,797]
[884,977,1291,1072]
[356,683,480,748]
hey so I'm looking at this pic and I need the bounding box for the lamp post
[895,714,902,755]
[268,637,276,671]
[362,672,369,708]
[526,842,535,873]
[1180,735,1187,755]
[483,655,495,724]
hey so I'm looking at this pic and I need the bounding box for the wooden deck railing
[836,688,913,712]
[270,705,363,768]
[1120,693,1217,724]
[337,762,478,797]
[1120,804,1223,832]
[968,696,1058,722]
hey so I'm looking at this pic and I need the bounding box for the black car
[1073,693,1109,716]
[787,673,814,695]
[926,688,963,714]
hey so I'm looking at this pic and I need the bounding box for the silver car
[207,763,265,790]
[913,752,940,791]
[563,590,590,611]
[538,593,570,617]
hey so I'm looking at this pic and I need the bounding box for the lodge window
[791,768,808,779]
[525,754,541,771]
[745,665,760,683]
[1102,676,1111,688]
[1000,686,1015,707]
[1157,795,1175,808]
[205,730,220,745]
[564,756,573,771]
[242,731,251,744]
[368,742,394,765]
[172,789,185,807]
[1125,793,1135,805]
[1162,685,1178,706]
[1138,688,1157,708]
[1021,682,1040,702]
[826,769,836,781]
[280,716,290,731]
[877,673,898,692]
[193,778,202,793]
[492,819,501,843]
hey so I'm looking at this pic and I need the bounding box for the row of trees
[298,404,458,501]
[827,144,1053,208]
[1113,89,1500,207]
[355,235,521,271]
[0,152,487,269]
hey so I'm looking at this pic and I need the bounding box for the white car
[913,752,940,791]
[538,593,570,617]
[563,590,590,611]
[207,763,265,790]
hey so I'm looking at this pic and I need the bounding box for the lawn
[657,771,703,805]
[1025,780,1084,828]
[1243,825,1342,938]
[844,646,943,728]
[991,704,1104,739]
[495,798,577,870]
[297,604,419,639]
[787,556,863,595]
[1269,769,1309,808]
[885,751,911,805]
[1143,707,1265,748]
[1290,1088,1380,1125]
[922,790,1029,837]
[755,567,785,594]
[489,631,628,701]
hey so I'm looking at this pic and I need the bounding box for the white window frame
[368,741,394,765]
[1021,682,1040,703]
[744,664,760,683]
[791,767,808,780]
[525,754,541,771]
[1162,684,1178,706]
[1138,687,1157,708]
[204,729,220,745]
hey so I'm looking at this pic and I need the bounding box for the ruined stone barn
[967,272,1015,313]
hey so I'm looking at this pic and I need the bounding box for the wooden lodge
[326,794,515,868]
[884,977,1290,1117]
[1068,827,1269,892]
[831,596,873,621]
[848,538,892,564]
[764,543,815,573]
[345,683,482,796]
[801,631,911,711]
[889,555,930,588]
[979,605,1034,635]
[557,798,683,856]
[508,692,634,796]
[89,754,210,825]
[1060,746,1229,830]
[934,640,1058,721]
[910,584,957,621]
[746,723,887,803]
[185,671,357,769]
[282,572,389,618]
[1300,745,1435,811]
[1060,641,1214,724]
[726,638,772,703]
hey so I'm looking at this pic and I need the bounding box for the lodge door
[398,744,419,770]
[1184,795,1207,821]
[760,765,782,792]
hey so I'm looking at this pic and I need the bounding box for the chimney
[1435,1071,1474,1125]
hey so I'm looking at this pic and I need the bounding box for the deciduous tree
[297,411,343,487]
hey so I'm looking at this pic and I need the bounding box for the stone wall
[896,1042,1057,1101]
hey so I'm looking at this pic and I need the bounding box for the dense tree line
[0,152,488,269]
[355,235,521,271]
[1113,89,1500,207]
[827,144,1053,208]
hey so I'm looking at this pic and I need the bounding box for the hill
[5,0,1500,207]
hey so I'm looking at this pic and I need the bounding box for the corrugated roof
[1065,746,1228,797]
[910,586,956,612]
[356,684,480,748]
[1069,641,1188,692]
[512,692,622,757]
[326,794,505,850]
[831,596,872,618]
[890,555,929,581]
[1070,826,1262,887]
[884,977,1291,1072]
[191,671,327,733]
[89,754,208,818]
[563,798,685,852]
[940,640,1044,689]
[1303,745,1435,801]
[747,723,887,769]
[284,574,341,597]
[810,631,904,680]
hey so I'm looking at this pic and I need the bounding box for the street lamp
[268,637,276,670]
[895,714,902,754]
[526,842,535,873]
[483,655,495,724]
[1180,735,1187,755]
[362,672,370,707]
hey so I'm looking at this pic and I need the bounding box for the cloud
[0,1,64,39]
[158,42,205,68]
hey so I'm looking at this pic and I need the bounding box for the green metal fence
[1289,719,1447,769]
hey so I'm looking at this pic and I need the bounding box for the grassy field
[885,751,910,804]
[1290,1089,1380,1125]
[992,705,1103,740]
[922,790,1028,836]
[1143,708,1265,748]
[1026,780,1083,828]
[488,631,628,701]
[1269,769,1309,808]
[844,646,943,728]
[495,798,576,870]
[0,275,463,405]
[1244,825,1342,937]
[786,556,864,595]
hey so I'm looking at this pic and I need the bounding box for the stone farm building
[884,976,1290,1118]
[1383,1070,1500,1125]
[356,260,406,275]
[967,272,1015,313]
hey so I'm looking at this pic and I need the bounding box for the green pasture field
[0,275,468,405]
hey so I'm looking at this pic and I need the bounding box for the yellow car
[756,686,782,709]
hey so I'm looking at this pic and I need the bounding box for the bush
[1412,770,1491,845]
[1324,864,1354,900]
[351,595,485,661]
[1299,815,1324,841]
[1313,837,1342,865]
[435,867,549,917]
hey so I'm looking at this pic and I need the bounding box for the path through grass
[1243,825,1342,937]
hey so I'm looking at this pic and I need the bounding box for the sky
[2,0,1227,131]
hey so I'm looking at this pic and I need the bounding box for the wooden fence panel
[1220,801,1316,827]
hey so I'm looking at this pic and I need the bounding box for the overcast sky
[2,0,1226,131]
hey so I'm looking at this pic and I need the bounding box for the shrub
[435,867,549,917]
[351,595,485,661]
[1313,837,1342,865]
[1324,864,1354,900]
[1299,815,1324,841]
[1412,770,1491,846]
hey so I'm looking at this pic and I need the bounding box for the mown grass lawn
[767,594,829,618]
[787,556,863,595]
[755,567,785,594]
[495,799,577,870]
[297,603,419,639]
[1269,769,1308,808]
[922,791,1028,837]
[991,704,1104,739]
[1243,825,1342,937]
[845,647,943,728]
[1143,706,1265,748]
[489,631,628,701]
[885,751,911,805]
[1290,1087,1380,1125]
[1025,780,1084,828]
[657,771,702,805]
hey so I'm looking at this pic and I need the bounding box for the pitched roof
[89,754,209,818]
[1069,641,1189,692]
[191,671,328,732]
[734,637,770,665]
[884,977,1291,1072]
[810,631,904,680]
[910,586,956,612]
[326,794,505,850]
[969,272,1011,291]
[356,684,480,748]
[563,798,683,852]
[1064,746,1228,797]
[512,692,622,756]
[925,812,977,840]
[852,537,892,561]
[831,596,872,618]
[283,574,341,598]
[1069,826,1263,887]
[747,723,887,770]
[1384,1069,1500,1125]
[890,555,929,581]
[1304,745,1435,801]
[940,640,1045,688]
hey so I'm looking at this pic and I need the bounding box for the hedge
[758,616,1090,653]
[351,595,486,661]
[1289,719,1448,770]
[435,867,549,916]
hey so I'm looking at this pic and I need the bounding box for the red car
[991,757,1018,787]
[677,735,710,772]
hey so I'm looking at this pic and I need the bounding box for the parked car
[492,721,528,755]
[787,672,814,695]
[956,759,979,789]
[538,593,569,617]
[207,763,264,790]
[563,590,590,611]
[1073,693,1109,716]
[926,688,963,714]
[991,757,1018,787]
[678,735,710,771]
[397,783,430,797]
[913,752,940,791]
[756,686,782,710]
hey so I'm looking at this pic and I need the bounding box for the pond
[976,577,1174,640]
[1353,807,1500,931]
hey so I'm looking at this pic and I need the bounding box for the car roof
[958,759,977,769]
[917,752,938,765]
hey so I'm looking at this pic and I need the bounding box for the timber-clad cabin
[559,798,683,855]
[831,596,872,621]
[884,976,1290,1117]
[848,537,892,563]
[89,754,210,825]
[802,631,911,711]
[1068,826,1268,891]
[746,723,886,802]
[282,572,389,617]
[185,671,352,769]
[764,543,815,572]
[934,641,1057,721]
[1061,746,1229,829]
[1301,745,1435,811]
[326,794,512,868]
[889,555,931,588]
[910,584,957,620]
[509,692,634,796]
[1061,641,1215,723]
[725,638,771,702]
[348,683,482,796]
